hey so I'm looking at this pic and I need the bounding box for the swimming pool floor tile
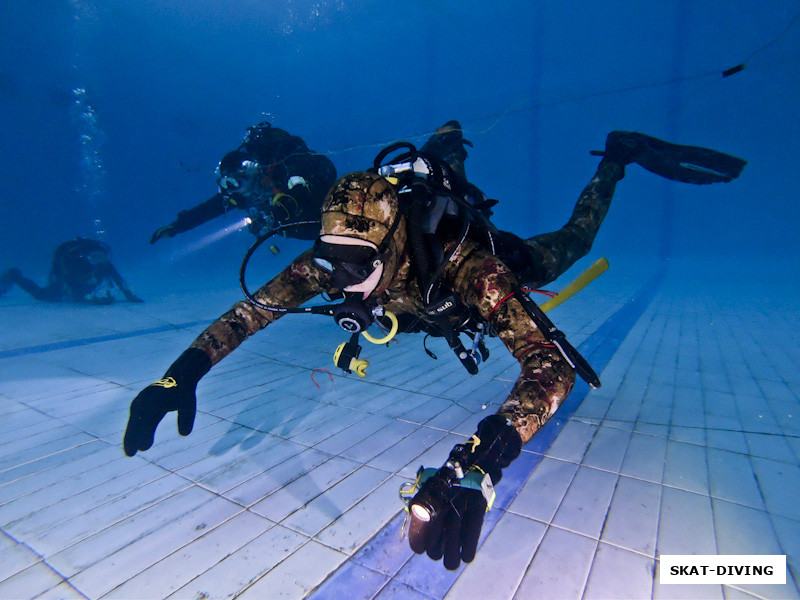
[1,264,798,598]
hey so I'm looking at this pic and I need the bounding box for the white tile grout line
[1,529,92,599]
[1,388,420,595]
[5,275,798,598]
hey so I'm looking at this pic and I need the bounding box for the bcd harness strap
[421,293,487,375]
[375,144,597,383]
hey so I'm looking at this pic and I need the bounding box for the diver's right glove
[123,348,211,456]
[408,415,522,570]
[150,224,177,244]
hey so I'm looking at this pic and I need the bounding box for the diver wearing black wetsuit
[0,238,142,304]
[151,122,337,243]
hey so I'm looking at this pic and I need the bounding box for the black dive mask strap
[375,205,402,257]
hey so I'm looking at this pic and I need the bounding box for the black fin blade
[635,138,747,184]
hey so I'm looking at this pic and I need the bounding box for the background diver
[122,125,745,570]
[150,121,337,244]
[0,237,142,304]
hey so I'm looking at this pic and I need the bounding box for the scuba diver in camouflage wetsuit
[123,123,745,570]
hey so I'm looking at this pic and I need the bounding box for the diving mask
[312,237,384,291]
[217,159,261,193]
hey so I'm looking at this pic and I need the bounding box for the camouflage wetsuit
[189,158,624,444]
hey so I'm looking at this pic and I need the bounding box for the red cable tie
[311,368,334,388]
[521,287,556,298]
[514,341,557,358]
[487,291,516,320]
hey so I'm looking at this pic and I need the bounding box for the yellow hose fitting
[351,358,369,377]
[333,342,370,377]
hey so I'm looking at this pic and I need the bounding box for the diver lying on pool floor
[1,237,142,304]
[122,124,745,570]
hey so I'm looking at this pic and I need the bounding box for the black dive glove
[150,224,177,244]
[408,415,522,570]
[123,348,211,456]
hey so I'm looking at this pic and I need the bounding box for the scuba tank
[372,142,600,387]
[372,143,498,375]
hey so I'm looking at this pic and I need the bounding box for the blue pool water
[1,2,799,598]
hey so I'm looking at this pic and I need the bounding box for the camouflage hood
[319,172,406,294]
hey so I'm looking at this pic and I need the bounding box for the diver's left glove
[150,224,177,244]
[408,415,522,570]
[123,348,211,456]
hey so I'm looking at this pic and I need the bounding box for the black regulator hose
[238,219,393,337]
[372,141,418,171]
[406,182,435,296]
[239,220,325,314]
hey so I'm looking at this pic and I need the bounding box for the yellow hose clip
[333,342,369,377]
[362,310,399,345]
[271,193,299,220]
